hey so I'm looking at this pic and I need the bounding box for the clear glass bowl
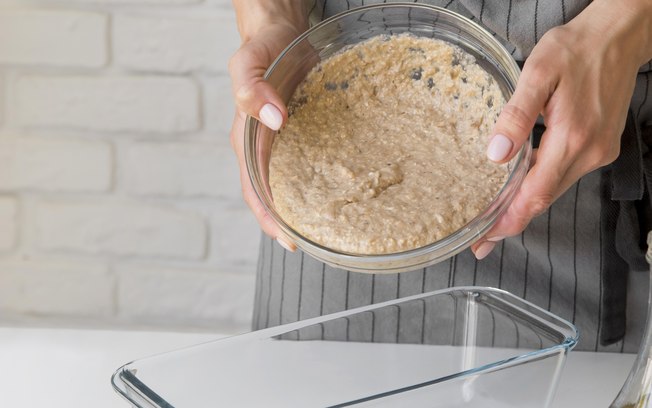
[244,4,532,273]
[112,287,577,407]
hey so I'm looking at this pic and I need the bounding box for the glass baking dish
[112,287,577,407]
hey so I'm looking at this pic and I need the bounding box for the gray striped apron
[252,0,652,353]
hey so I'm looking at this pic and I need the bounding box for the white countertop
[0,326,636,407]
[0,327,219,408]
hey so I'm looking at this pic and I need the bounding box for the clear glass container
[610,232,652,408]
[244,4,532,273]
[112,287,577,408]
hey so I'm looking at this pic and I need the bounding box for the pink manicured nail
[475,241,496,260]
[259,103,283,131]
[277,237,295,252]
[487,134,513,162]
[487,236,506,242]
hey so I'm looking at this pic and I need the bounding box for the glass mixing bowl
[244,4,531,273]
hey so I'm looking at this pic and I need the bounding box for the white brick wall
[0,10,107,68]
[0,260,114,317]
[73,0,202,4]
[0,138,112,192]
[0,197,17,251]
[0,3,261,334]
[35,200,207,259]
[16,76,200,133]
[203,75,236,134]
[114,15,232,73]
[211,207,261,270]
[123,142,231,197]
[117,265,255,331]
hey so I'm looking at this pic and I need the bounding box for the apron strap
[600,110,651,345]
[611,110,645,201]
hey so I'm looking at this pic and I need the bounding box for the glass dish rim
[111,286,579,408]
[244,3,533,271]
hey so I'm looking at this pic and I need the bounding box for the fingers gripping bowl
[244,4,532,273]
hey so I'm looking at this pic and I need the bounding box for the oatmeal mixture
[269,34,508,254]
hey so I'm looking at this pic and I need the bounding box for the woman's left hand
[472,0,652,259]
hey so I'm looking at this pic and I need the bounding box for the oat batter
[269,34,508,254]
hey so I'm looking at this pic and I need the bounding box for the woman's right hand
[229,1,308,251]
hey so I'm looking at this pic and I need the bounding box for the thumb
[229,40,287,131]
[487,63,556,163]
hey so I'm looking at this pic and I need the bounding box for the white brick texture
[114,14,237,73]
[211,207,260,271]
[0,260,113,317]
[203,76,236,134]
[65,0,201,4]
[0,10,107,67]
[0,197,17,251]
[117,265,254,330]
[0,138,112,192]
[123,142,239,197]
[16,76,200,134]
[0,1,261,333]
[35,200,207,259]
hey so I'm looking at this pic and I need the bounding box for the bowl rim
[244,2,532,271]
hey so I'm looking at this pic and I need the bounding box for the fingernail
[487,236,506,242]
[475,241,496,260]
[259,103,283,131]
[277,237,295,252]
[487,134,513,162]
